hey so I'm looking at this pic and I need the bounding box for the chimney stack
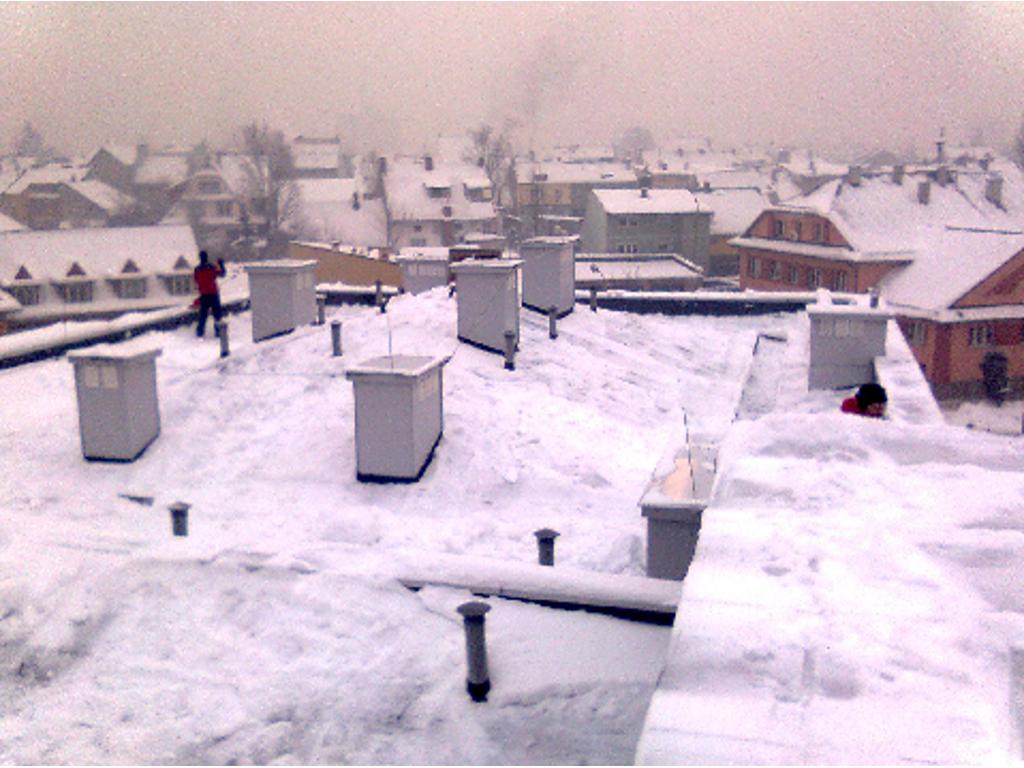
[424,155,434,172]
[936,166,952,187]
[985,174,1004,208]
[891,165,905,185]
[846,165,863,186]
[640,186,649,198]
[917,179,931,205]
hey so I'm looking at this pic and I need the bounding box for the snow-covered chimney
[936,166,952,187]
[424,155,434,172]
[846,165,863,186]
[640,187,649,198]
[891,165,905,185]
[985,174,1004,207]
[918,180,931,205]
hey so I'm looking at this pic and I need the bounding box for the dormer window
[14,265,33,281]
[122,259,141,274]
[426,184,451,199]
[198,179,221,195]
[173,255,190,270]
[67,261,86,277]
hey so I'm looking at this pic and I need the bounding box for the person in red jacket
[193,250,226,338]
[841,382,888,418]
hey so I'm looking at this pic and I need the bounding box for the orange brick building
[732,166,1024,402]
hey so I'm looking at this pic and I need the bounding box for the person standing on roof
[193,250,226,338]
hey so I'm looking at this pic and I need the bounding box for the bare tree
[237,122,299,249]
[465,122,516,210]
[13,121,55,166]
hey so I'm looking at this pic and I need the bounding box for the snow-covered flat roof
[0,285,1021,763]
[576,255,701,282]
[593,188,707,215]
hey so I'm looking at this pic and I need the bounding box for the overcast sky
[3,2,1024,160]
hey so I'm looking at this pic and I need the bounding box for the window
[768,260,781,281]
[788,265,800,285]
[657,243,671,252]
[905,321,928,347]
[834,271,848,291]
[822,222,831,241]
[968,324,994,347]
[163,274,193,296]
[411,237,427,247]
[807,268,822,289]
[795,222,803,241]
[215,201,233,217]
[773,220,785,238]
[55,281,94,303]
[747,256,761,277]
[413,224,422,233]
[617,243,638,254]
[813,222,823,242]
[619,216,639,228]
[198,180,221,195]
[6,284,41,306]
[112,278,148,299]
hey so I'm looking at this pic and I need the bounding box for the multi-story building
[733,161,1024,401]
[580,187,712,272]
[0,224,198,331]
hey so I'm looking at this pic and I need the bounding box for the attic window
[14,265,33,281]
[122,259,140,274]
[67,262,86,277]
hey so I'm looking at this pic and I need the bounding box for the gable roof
[693,187,768,235]
[384,157,496,223]
[880,227,1024,312]
[66,179,134,213]
[135,154,189,186]
[285,178,388,248]
[0,225,197,283]
[0,211,25,233]
[3,164,85,194]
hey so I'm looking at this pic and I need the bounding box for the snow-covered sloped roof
[880,226,1024,312]
[214,154,265,197]
[592,188,706,215]
[95,144,139,167]
[67,180,134,213]
[384,157,496,223]
[523,162,637,186]
[3,164,86,194]
[0,225,197,282]
[286,178,387,248]
[698,169,768,190]
[694,187,768,235]
[135,154,189,186]
[776,170,1023,255]
[0,211,25,233]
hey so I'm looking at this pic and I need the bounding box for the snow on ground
[942,398,1024,437]
[0,288,770,764]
